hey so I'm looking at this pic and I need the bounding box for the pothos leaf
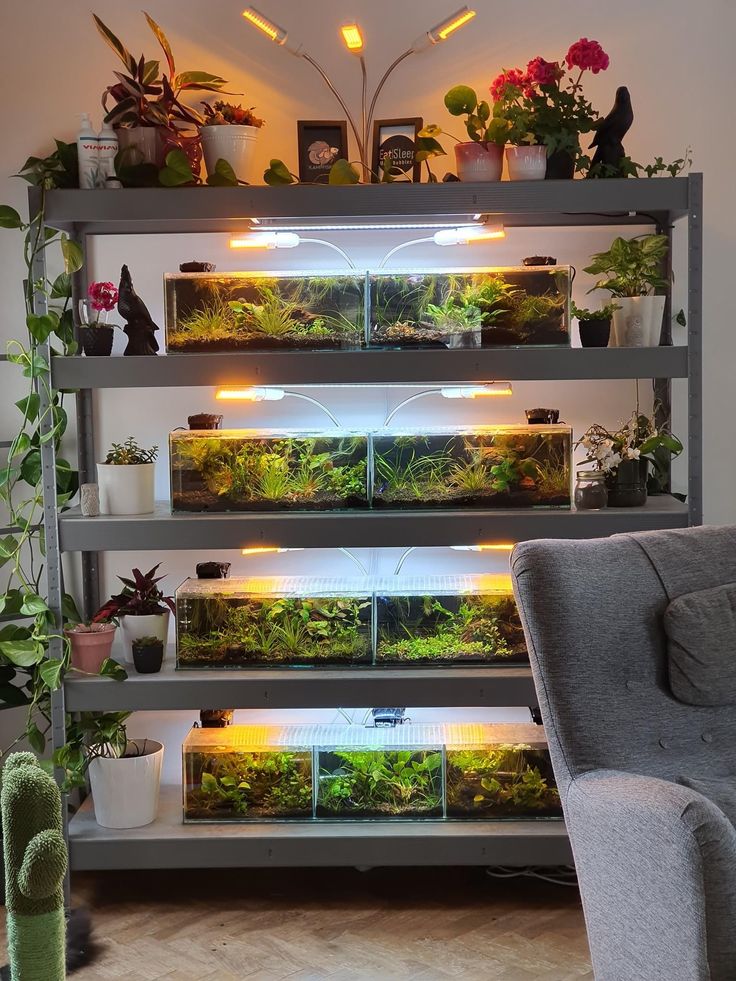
[60,234,84,274]
[0,206,23,229]
[328,159,360,185]
[39,659,64,690]
[158,149,196,187]
[205,158,238,187]
[263,159,296,186]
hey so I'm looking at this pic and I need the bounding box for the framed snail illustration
[297,120,349,182]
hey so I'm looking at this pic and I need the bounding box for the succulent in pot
[584,234,669,347]
[65,621,118,674]
[94,563,175,666]
[571,300,620,348]
[79,281,118,357]
[423,86,509,182]
[199,100,264,184]
[97,437,158,515]
[93,11,232,173]
[131,634,165,674]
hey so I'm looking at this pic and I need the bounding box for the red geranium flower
[565,38,610,74]
[525,56,562,87]
[490,68,525,101]
[88,281,119,313]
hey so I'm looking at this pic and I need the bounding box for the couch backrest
[511,527,736,793]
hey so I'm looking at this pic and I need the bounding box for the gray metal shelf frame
[32,175,702,872]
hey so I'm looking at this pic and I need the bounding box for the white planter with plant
[505,144,547,181]
[424,86,508,183]
[200,101,264,184]
[583,234,669,348]
[95,563,174,665]
[97,437,157,515]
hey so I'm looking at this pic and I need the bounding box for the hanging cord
[486,866,578,887]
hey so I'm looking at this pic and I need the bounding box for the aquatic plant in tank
[165,273,365,352]
[445,743,562,818]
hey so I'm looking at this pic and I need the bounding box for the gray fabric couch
[511,526,736,981]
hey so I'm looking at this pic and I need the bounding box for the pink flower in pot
[65,622,117,674]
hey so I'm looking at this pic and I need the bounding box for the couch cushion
[678,774,736,827]
[664,582,736,705]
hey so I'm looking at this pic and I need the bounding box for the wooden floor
[3,867,593,981]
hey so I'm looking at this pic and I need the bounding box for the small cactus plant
[2,752,67,980]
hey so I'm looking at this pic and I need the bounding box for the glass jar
[574,470,608,510]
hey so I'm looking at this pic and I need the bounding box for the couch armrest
[566,768,736,981]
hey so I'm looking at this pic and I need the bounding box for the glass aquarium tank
[165,272,365,353]
[371,426,571,509]
[176,577,372,669]
[183,726,313,821]
[375,574,527,666]
[445,724,562,819]
[369,267,571,348]
[170,429,369,512]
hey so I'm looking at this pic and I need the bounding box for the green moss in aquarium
[446,745,562,818]
[167,274,364,352]
[372,429,571,509]
[317,749,443,818]
[178,593,371,668]
[377,594,526,664]
[185,750,312,820]
[171,434,368,512]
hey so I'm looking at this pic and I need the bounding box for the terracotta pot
[454,142,503,182]
[66,624,116,674]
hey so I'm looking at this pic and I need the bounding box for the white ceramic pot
[120,611,170,665]
[506,145,547,181]
[610,295,666,347]
[200,125,259,183]
[89,739,163,829]
[454,141,504,182]
[97,462,154,515]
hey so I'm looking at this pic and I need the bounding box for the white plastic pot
[454,141,503,182]
[97,462,154,515]
[506,145,547,181]
[120,611,170,666]
[200,125,259,183]
[610,295,666,347]
[89,739,163,829]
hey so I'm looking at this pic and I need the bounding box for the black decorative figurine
[588,86,634,178]
[117,264,160,356]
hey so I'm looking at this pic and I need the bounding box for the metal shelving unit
[33,176,702,873]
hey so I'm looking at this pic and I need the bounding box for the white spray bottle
[77,114,100,189]
[98,120,120,188]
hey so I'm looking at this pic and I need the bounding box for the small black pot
[607,459,649,507]
[132,640,164,674]
[79,326,114,357]
[579,318,611,348]
[546,150,576,180]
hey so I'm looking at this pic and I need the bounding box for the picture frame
[371,117,423,183]
[297,120,348,183]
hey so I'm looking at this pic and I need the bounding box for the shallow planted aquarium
[370,267,571,349]
[165,272,365,353]
[445,725,561,819]
[375,574,527,666]
[176,577,372,669]
[371,426,571,509]
[170,430,369,512]
[183,726,313,822]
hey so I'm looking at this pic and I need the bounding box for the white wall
[0,2,733,750]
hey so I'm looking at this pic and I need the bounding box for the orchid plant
[577,411,683,490]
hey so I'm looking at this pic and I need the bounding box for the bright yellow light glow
[242,7,283,41]
[340,24,364,51]
[437,9,476,39]
[230,236,268,249]
[241,546,282,555]
[469,387,513,397]
[216,388,260,401]
[476,544,515,551]
[470,228,505,242]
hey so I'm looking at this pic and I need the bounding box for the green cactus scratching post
[2,751,67,981]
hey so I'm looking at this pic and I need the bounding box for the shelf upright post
[687,173,703,525]
[71,229,101,616]
[653,212,674,490]
[30,207,70,902]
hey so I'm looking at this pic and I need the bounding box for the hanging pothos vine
[0,140,124,759]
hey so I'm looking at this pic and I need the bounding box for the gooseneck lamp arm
[300,51,366,164]
[286,392,342,428]
[378,237,434,269]
[383,390,437,428]
[297,238,357,269]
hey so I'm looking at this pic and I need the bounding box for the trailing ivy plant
[0,143,125,757]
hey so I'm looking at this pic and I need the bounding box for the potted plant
[54,712,163,829]
[65,621,118,673]
[570,300,620,348]
[199,100,264,184]
[426,86,509,182]
[578,411,683,507]
[132,634,164,674]
[93,12,231,172]
[78,281,118,356]
[94,563,174,666]
[97,437,158,515]
[583,234,669,347]
[491,38,609,179]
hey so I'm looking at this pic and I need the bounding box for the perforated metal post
[687,173,703,524]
